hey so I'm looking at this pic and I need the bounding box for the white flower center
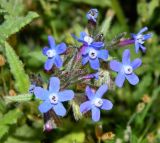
[123,65,133,74]
[49,93,58,104]
[89,48,97,59]
[46,49,56,58]
[84,36,93,45]
[94,98,103,107]
[136,34,144,44]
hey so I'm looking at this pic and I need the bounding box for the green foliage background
[0,0,160,143]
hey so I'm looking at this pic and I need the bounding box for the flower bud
[0,54,5,67]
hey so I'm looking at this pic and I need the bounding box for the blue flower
[80,85,113,122]
[42,36,67,70]
[82,46,108,70]
[110,49,142,88]
[86,8,98,22]
[131,27,152,53]
[72,32,104,48]
[34,77,74,116]
[72,32,107,70]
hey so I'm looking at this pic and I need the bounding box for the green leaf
[100,9,115,37]
[0,125,9,139]
[0,109,22,126]
[0,0,24,16]
[4,94,34,104]
[133,74,152,100]
[5,42,30,93]
[68,0,111,7]
[0,12,39,44]
[111,0,129,31]
[55,132,85,143]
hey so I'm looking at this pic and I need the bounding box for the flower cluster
[30,8,152,126]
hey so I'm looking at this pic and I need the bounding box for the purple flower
[86,9,98,22]
[42,36,67,70]
[82,46,108,70]
[131,27,152,53]
[80,85,113,122]
[82,72,99,80]
[33,77,74,116]
[110,49,142,88]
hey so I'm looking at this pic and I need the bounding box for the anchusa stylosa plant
[29,8,152,131]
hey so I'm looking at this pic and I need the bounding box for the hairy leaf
[0,109,22,126]
[0,12,39,44]
[4,94,34,104]
[5,42,30,93]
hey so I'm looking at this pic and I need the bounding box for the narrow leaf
[5,42,30,93]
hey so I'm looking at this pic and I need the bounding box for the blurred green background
[0,0,160,143]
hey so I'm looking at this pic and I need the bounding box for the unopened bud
[101,131,115,141]
[147,132,155,143]
[0,54,5,67]
[9,89,16,96]
[136,102,145,113]
[142,94,151,104]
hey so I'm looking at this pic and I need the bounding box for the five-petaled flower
[110,49,142,88]
[72,32,108,70]
[86,8,98,22]
[131,27,152,53]
[80,85,113,122]
[82,46,108,70]
[34,77,74,116]
[42,36,67,70]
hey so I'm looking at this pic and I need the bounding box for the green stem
[1,67,7,95]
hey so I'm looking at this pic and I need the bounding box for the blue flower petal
[89,58,100,70]
[92,106,100,122]
[122,49,130,64]
[82,47,90,55]
[131,58,142,70]
[71,32,87,44]
[96,84,108,98]
[80,101,92,113]
[143,33,153,40]
[125,73,139,85]
[38,100,52,113]
[44,58,54,71]
[54,55,63,68]
[85,86,94,100]
[91,42,104,48]
[101,99,113,110]
[82,55,89,65]
[48,36,56,49]
[34,87,49,100]
[42,46,49,56]
[53,102,66,117]
[115,72,125,88]
[140,44,146,52]
[110,60,122,72]
[58,90,74,102]
[137,27,148,35]
[131,33,136,39]
[98,49,108,61]
[55,43,67,54]
[49,77,60,93]
[135,41,140,53]
[80,31,87,40]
